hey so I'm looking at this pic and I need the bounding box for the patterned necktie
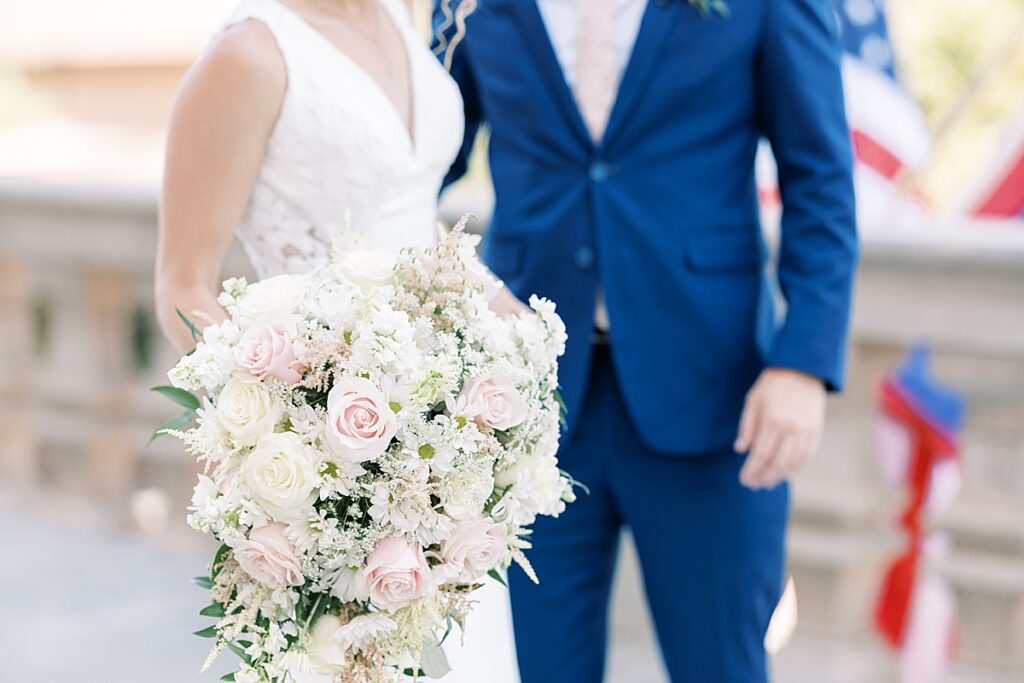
[575,0,618,143]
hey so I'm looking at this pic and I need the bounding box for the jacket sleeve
[431,0,486,190]
[757,0,859,391]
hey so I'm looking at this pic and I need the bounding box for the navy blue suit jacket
[435,0,858,454]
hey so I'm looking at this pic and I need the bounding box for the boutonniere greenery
[688,0,730,18]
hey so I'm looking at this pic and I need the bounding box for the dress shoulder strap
[202,0,301,73]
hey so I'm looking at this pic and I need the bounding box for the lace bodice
[213,0,464,278]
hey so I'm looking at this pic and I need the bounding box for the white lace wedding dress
[208,1,520,681]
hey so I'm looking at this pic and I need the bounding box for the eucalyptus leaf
[193,576,214,589]
[151,385,201,411]
[419,638,451,678]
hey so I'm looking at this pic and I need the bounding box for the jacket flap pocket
[685,230,764,272]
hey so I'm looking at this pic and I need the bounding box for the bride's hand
[490,285,532,319]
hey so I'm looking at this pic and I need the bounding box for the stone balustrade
[1,179,1022,680]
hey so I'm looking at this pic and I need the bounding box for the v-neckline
[273,0,418,154]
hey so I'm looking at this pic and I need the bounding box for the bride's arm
[155,21,286,354]
[489,284,532,318]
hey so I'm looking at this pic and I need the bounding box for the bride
[154,0,521,680]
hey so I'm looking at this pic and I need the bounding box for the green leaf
[151,385,201,411]
[553,390,567,413]
[149,411,195,443]
[487,569,507,587]
[176,307,202,342]
[200,603,226,618]
[192,576,214,589]
[193,625,218,638]
[227,640,253,665]
[212,543,231,577]
[220,674,236,682]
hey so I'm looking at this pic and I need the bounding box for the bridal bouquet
[155,224,573,682]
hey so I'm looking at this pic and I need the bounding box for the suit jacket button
[589,161,611,183]
[574,246,595,270]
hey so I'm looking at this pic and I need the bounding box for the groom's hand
[735,368,826,489]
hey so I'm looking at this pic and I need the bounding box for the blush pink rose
[234,322,303,385]
[325,377,397,463]
[441,519,507,583]
[233,522,304,589]
[364,536,431,612]
[460,374,527,431]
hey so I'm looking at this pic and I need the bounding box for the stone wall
[1,180,1022,680]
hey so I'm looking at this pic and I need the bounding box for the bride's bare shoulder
[180,20,286,109]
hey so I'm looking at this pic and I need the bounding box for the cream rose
[235,274,305,325]
[305,613,346,676]
[216,376,281,447]
[325,377,398,463]
[364,536,431,612]
[241,432,318,520]
[460,374,528,431]
[441,519,507,583]
[232,522,304,589]
[234,321,304,385]
[339,250,397,288]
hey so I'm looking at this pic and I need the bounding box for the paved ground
[1,490,1013,683]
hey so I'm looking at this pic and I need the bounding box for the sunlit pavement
[2,491,1013,683]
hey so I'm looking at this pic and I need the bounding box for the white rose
[305,613,345,676]
[216,376,281,447]
[235,274,305,326]
[442,469,494,522]
[241,432,318,520]
[442,498,479,522]
[339,250,396,288]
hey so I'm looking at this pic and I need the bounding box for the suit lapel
[601,0,686,148]
[510,0,592,148]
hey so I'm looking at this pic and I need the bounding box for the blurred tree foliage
[889,0,1024,207]
[0,70,54,126]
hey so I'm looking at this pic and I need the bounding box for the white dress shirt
[536,0,647,331]
[536,0,648,90]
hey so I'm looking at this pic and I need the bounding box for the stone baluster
[0,256,40,488]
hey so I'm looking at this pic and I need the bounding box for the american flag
[757,0,932,226]
[967,114,1024,220]
[835,0,930,185]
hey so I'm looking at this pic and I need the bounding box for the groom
[434,1,857,681]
